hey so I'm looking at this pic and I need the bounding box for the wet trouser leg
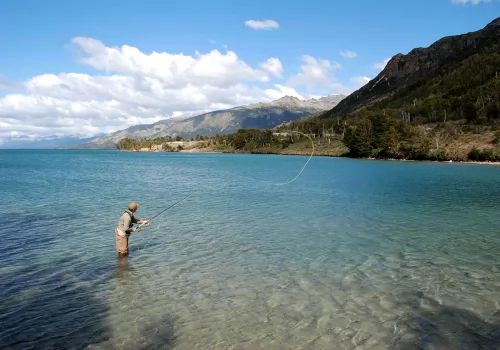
[115,228,129,257]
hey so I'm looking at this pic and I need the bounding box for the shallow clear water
[2,150,500,349]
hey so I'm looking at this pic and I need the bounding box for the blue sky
[0,0,498,139]
[1,0,498,81]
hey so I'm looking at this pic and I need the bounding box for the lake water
[2,150,500,350]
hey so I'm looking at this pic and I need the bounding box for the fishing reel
[135,221,150,232]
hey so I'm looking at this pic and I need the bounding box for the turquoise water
[2,150,500,349]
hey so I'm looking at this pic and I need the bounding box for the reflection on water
[2,151,500,349]
[0,261,111,350]
[389,291,500,350]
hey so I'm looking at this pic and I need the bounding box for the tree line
[115,134,213,150]
[115,129,301,153]
[116,136,174,150]
[204,129,298,152]
[115,44,500,161]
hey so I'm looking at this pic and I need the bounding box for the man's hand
[131,227,137,232]
[141,220,150,226]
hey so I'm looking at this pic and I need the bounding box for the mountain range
[322,16,500,120]
[0,133,107,149]
[10,18,498,151]
[67,94,346,149]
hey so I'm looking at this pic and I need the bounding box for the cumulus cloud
[0,37,353,140]
[287,55,343,92]
[340,50,357,59]
[264,84,305,100]
[70,37,273,88]
[244,19,279,30]
[260,57,284,78]
[350,76,371,87]
[373,58,391,70]
[451,0,491,4]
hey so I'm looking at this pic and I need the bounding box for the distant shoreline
[52,147,500,166]
[172,147,500,166]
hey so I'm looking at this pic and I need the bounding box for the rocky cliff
[323,17,500,118]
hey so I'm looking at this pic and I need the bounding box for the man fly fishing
[115,202,149,258]
[114,191,200,257]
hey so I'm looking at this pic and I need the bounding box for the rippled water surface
[2,150,500,349]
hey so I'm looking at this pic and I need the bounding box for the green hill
[279,17,500,162]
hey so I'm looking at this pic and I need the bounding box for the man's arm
[132,216,149,225]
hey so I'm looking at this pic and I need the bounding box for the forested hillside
[279,17,500,161]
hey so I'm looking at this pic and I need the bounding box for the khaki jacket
[116,210,140,236]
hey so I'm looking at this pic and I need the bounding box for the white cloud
[373,58,391,70]
[451,0,491,4]
[350,76,371,87]
[340,50,357,59]
[70,37,272,88]
[287,55,343,92]
[264,84,305,100]
[244,19,279,31]
[1,38,356,139]
[260,57,284,78]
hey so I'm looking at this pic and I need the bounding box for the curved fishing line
[238,130,315,186]
[130,130,315,259]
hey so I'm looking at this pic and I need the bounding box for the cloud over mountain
[0,37,358,141]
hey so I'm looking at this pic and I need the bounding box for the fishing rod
[135,189,200,232]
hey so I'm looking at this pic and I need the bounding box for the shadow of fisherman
[115,202,149,258]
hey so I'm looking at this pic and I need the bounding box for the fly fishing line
[236,130,315,186]
[136,130,315,255]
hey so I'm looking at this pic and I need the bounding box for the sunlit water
[2,150,500,349]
